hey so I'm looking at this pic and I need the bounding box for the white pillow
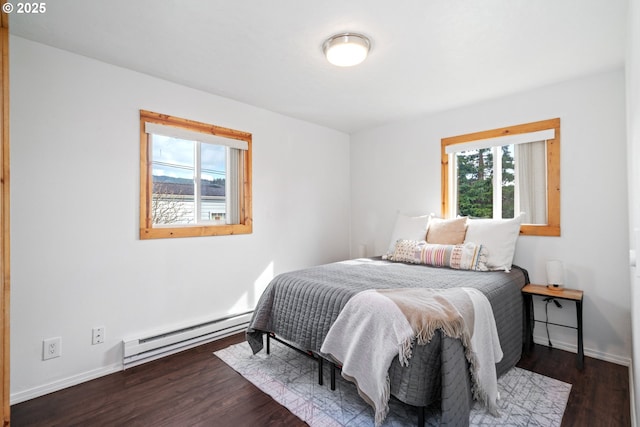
[464,214,523,271]
[383,213,430,258]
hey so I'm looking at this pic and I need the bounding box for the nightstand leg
[576,300,584,369]
[523,293,533,353]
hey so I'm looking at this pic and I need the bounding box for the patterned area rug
[215,342,571,427]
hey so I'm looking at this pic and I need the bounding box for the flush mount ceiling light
[322,33,371,67]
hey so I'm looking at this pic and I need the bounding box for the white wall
[351,69,631,365]
[9,36,351,402]
[626,0,640,423]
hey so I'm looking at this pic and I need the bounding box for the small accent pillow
[426,216,468,245]
[383,213,430,259]
[389,239,488,271]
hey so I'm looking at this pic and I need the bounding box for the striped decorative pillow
[389,240,488,271]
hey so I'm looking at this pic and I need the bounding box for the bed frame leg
[417,406,425,427]
[330,362,336,390]
[266,333,271,355]
[318,356,324,385]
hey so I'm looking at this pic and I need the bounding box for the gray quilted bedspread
[246,258,527,426]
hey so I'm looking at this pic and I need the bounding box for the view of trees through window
[442,118,559,236]
[456,145,515,219]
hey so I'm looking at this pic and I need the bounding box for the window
[441,118,560,236]
[140,110,252,239]
[453,145,516,219]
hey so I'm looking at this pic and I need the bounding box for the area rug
[215,342,571,427]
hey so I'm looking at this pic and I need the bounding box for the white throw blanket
[320,287,503,426]
[465,287,503,413]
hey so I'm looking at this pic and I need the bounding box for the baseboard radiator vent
[123,311,253,369]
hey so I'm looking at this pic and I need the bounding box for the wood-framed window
[140,110,252,239]
[441,118,560,237]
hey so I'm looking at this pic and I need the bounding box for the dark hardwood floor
[11,333,630,426]
[517,344,630,427]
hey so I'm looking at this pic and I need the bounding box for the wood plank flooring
[11,333,630,426]
[517,343,630,427]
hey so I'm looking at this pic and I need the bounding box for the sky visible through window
[151,135,226,181]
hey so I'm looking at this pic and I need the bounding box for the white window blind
[226,147,242,224]
[444,129,554,154]
[145,122,248,151]
[515,140,547,224]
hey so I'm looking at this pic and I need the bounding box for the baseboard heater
[123,310,253,369]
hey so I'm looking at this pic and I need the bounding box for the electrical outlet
[92,327,105,345]
[43,337,61,360]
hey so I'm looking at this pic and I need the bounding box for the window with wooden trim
[140,110,252,239]
[441,118,560,236]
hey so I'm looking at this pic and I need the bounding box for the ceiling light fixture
[322,33,371,67]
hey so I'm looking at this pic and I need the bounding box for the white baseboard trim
[10,327,247,405]
[532,335,631,366]
[11,334,631,406]
[10,362,123,405]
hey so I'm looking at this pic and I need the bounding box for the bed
[246,256,529,426]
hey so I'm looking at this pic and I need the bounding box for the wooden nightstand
[522,283,584,369]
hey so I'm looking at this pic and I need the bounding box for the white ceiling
[9,0,628,133]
